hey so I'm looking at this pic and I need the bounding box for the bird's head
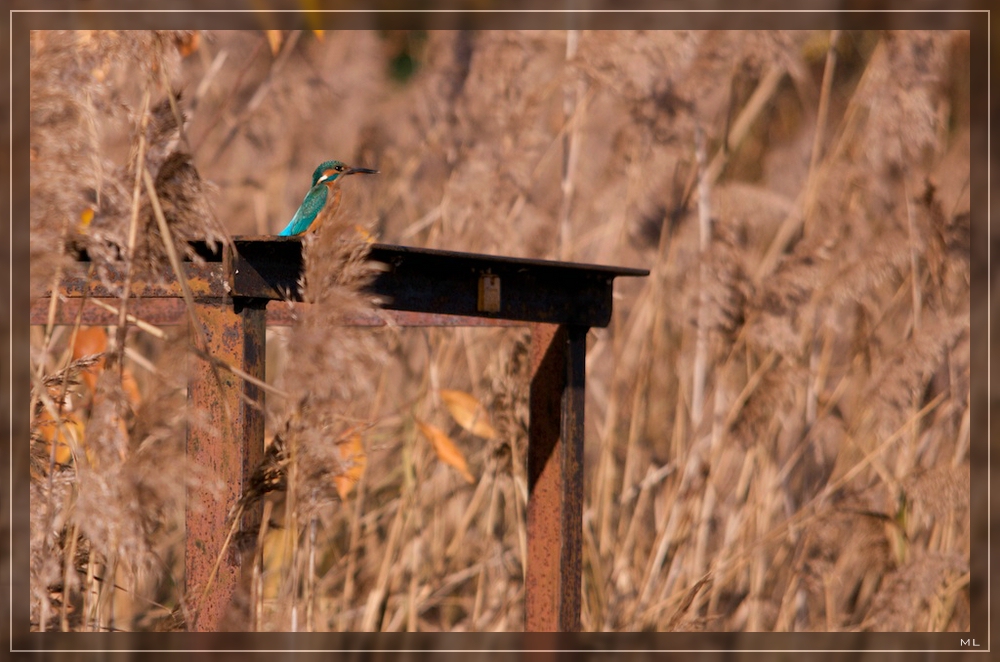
[312,160,379,186]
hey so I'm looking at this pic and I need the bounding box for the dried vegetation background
[29,29,972,632]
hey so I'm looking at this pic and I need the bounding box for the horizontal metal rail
[30,297,527,328]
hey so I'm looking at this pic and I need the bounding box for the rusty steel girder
[32,237,647,632]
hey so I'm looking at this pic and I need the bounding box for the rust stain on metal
[30,297,190,327]
[560,325,586,631]
[186,300,265,631]
[527,323,563,632]
[526,323,584,632]
[46,262,227,299]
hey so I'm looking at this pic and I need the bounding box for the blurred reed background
[29,29,973,632]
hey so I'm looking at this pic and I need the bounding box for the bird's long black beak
[346,167,379,176]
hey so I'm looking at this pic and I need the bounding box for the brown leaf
[78,206,95,231]
[72,325,107,359]
[416,418,475,484]
[440,389,497,440]
[333,432,367,500]
[266,30,283,56]
[71,326,142,407]
[73,326,107,393]
[175,31,200,57]
[36,408,85,466]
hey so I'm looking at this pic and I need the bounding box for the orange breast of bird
[310,184,343,235]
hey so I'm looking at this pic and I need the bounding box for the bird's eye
[335,165,344,171]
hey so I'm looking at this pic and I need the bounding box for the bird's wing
[279,185,328,236]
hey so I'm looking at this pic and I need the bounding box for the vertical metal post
[186,299,266,631]
[526,323,586,632]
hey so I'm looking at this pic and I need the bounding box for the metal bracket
[478,271,501,313]
[33,236,649,633]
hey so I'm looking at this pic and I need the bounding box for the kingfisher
[278,160,378,236]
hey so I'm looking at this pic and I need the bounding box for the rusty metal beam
[226,238,646,328]
[42,262,228,299]
[260,304,527,328]
[526,323,586,632]
[185,298,266,632]
[35,239,647,633]
[30,297,190,327]
[30,297,526,328]
[46,239,647,328]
